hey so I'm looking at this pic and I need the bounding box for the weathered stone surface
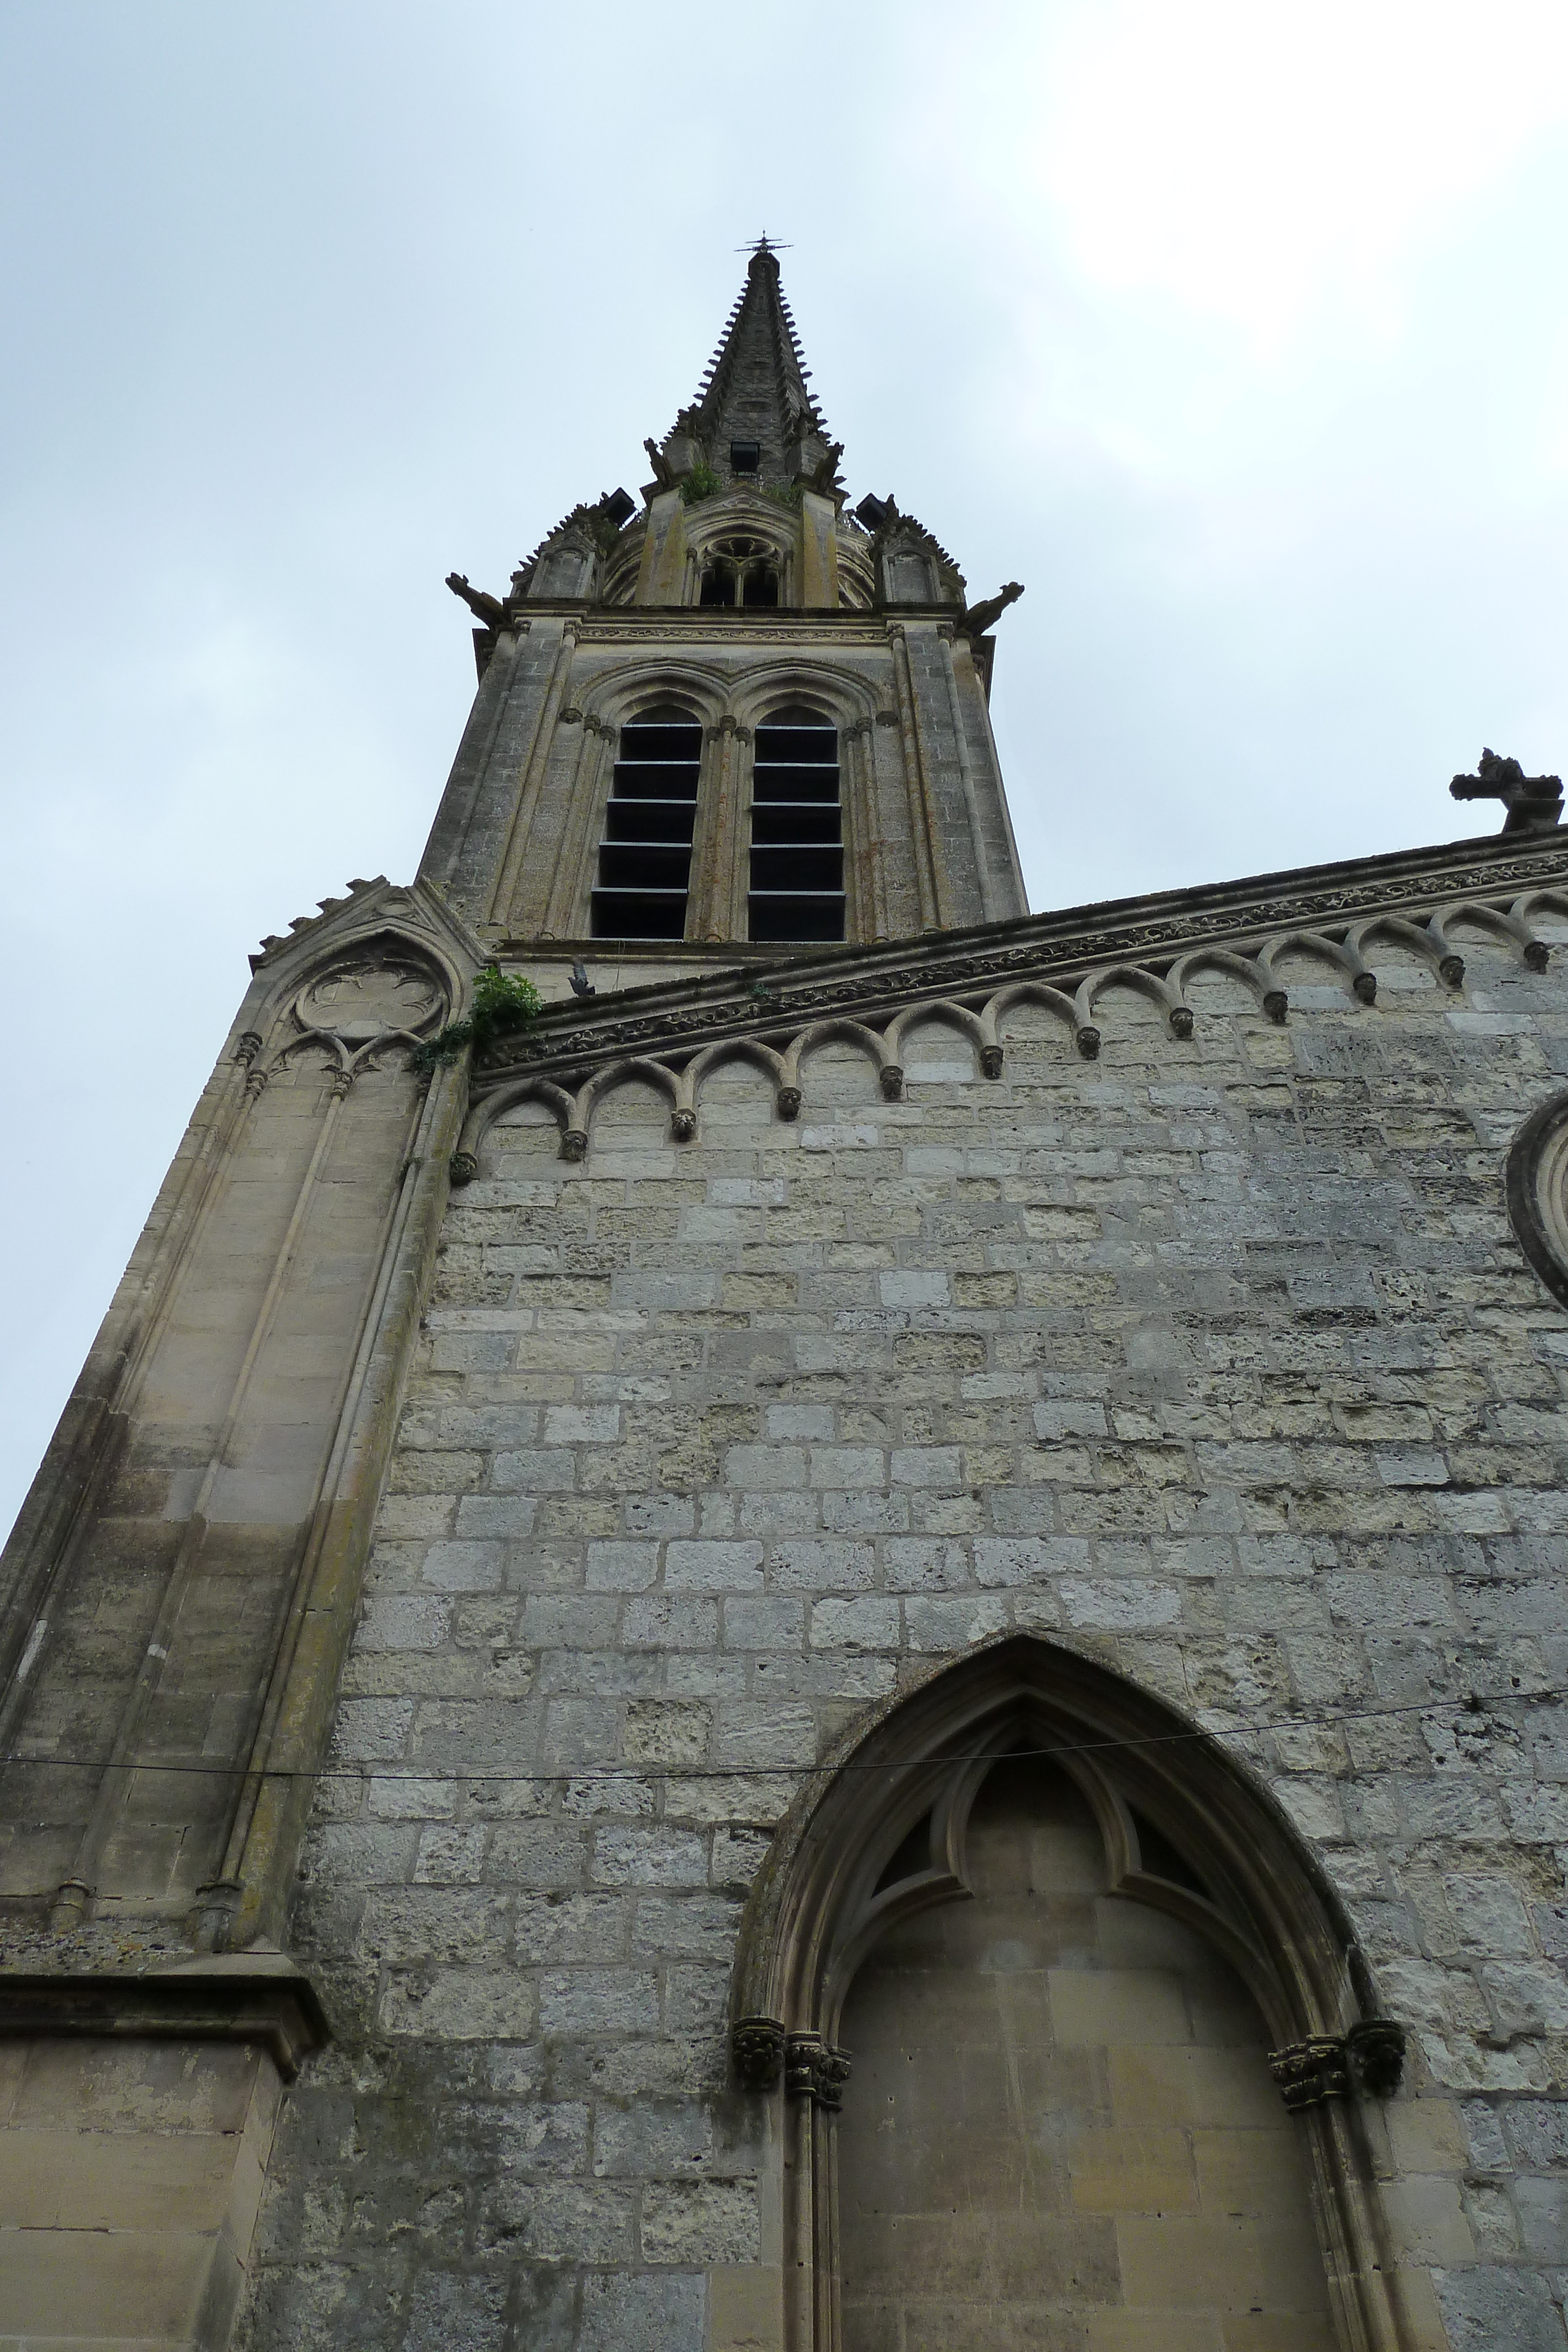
[234,923,1568,2345]
[11,248,1568,2352]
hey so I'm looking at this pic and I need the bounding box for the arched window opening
[730,1635,1412,2352]
[748,706,844,943]
[590,706,701,940]
[698,536,783,611]
[840,1756,1332,2351]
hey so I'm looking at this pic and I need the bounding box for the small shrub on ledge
[680,460,723,505]
[414,965,543,1070]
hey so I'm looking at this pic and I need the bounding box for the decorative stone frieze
[452,830,1568,1167]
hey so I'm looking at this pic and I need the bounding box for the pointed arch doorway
[729,1637,1418,2352]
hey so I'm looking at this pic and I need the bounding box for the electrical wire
[0,1684,1548,1786]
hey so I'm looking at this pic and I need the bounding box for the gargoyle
[807,440,845,493]
[1450,747,1563,835]
[445,572,507,627]
[961,582,1025,637]
[643,439,677,489]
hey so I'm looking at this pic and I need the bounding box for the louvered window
[590,717,701,940]
[748,716,844,942]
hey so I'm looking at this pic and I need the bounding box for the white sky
[4,0,1568,1533]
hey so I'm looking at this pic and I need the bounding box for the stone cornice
[473,828,1568,1094]
[0,1952,329,2079]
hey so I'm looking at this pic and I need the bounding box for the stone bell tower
[429,236,1029,969]
[0,245,1032,2348]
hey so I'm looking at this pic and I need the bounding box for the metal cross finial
[737,232,792,255]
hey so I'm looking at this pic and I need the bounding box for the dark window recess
[874,1812,933,1895]
[700,563,737,607]
[591,720,701,940]
[747,566,780,609]
[730,439,761,475]
[1128,1806,1212,1899]
[748,721,844,944]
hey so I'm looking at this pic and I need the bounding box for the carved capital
[1268,2024,1403,2112]
[979,1044,1004,1079]
[558,707,583,724]
[449,1151,479,1189]
[785,2031,853,2110]
[234,1031,264,1067]
[775,1085,802,1122]
[731,2014,785,2092]
[560,1128,589,1162]
[1074,1024,1100,1061]
[1169,1006,1195,1039]
[1347,2017,1407,2099]
[878,1064,904,1101]
[875,710,899,727]
[1268,2036,1349,2112]
[670,1107,697,1142]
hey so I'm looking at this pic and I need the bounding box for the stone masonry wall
[245,924,1568,2351]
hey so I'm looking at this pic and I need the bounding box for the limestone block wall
[248,925,1568,2351]
[0,2034,282,2347]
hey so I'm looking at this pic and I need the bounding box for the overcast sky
[4,0,1568,1535]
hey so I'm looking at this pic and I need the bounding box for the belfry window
[697,536,781,610]
[748,704,844,943]
[590,706,701,940]
[729,439,760,475]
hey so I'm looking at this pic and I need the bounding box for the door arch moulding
[727,1632,1424,2352]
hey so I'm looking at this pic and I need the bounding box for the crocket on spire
[655,243,843,496]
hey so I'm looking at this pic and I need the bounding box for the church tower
[3,245,1565,2352]
[427,237,1027,964]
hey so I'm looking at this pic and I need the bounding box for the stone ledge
[477,826,1568,1089]
[0,1953,329,2080]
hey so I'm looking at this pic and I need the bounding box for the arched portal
[729,1637,1416,2352]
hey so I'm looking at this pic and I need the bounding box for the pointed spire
[657,245,842,495]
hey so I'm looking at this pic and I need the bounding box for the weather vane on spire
[737,232,791,255]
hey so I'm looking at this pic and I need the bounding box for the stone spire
[653,240,844,497]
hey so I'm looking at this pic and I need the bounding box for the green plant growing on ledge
[680,459,723,505]
[763,480,803,509]
[413,964,544,1069]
